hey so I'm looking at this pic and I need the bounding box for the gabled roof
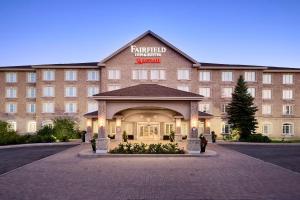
[99,30,200,67]
[93,84,203,100]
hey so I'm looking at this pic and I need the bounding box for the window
[65,86,77,97]
[199,87,211,97]
[177,85,189,92]
[27,103,36,113]
[7,121,17,131]
[262,123,272,135]
[263,74,272,84]
[245,72,256,82]
[65,70,77,81]
[262,104,272,115]
[282,90,293,100]
[222,87,233,98]
[27,121,37,132]
[247,88,255,97]
[199,71,211,81]
[27,72,36,83]
[108,69,121,80]
[27,87,36,98]
[165,123,175,135]
[65,102,77,113]
[282,123,294,135]
[221,122,231,134]
[177,69,190,80]
[6,87,17,98]
[6,72,17,83]
[150,69,165,80]
[283,105,293,115]
[198,103,210,113]
[132,69,147,80]
[107,84,121,91]
[42,102,54,113]
[262,89,271,99]
[87,86,99,97]
[43,70,55,81]
[6,103,17,113]
[43,86,55,97]
[87,70,99,81]
[87,101,98,112]
[222,72,233,82]
[109,122,116,135]
[42,120,53,127]
[283,74,293,84]
[221,103,228,113]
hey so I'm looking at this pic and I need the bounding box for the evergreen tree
[227,75,258,140]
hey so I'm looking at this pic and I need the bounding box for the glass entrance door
[137,122,160,140]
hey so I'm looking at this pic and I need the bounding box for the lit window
[65,102,77,113]
[87,101,98,112]
[27,121,37,133]
[132,69,147,80]
[65,70,77,81]
[43,70,55,81]
[282,90,293,100]
[42,102,54,113]
[87,70,99,81]
[199,71,211,81]
[283,105,293,115]
[43,86,55,97]
[247,88,256,97]
[150,69,165,80]
[165,123,175,135]
[177,85,189,92]
[222,87,233,98]
[262,104,272,115]
[107,84,121,91]
[283,74,293,84]
[6,103,17,113]
[262,89,271,99]
[6,87,17,98]
[27,103,36,113]
[87,86,99,97]
[282,123,293,135]
[198,103,210,113]
[108,69,121,80]
[262,74,272,84]
[65,86,77,97]
[6,72,17,83]
[245,72,256,82]
[262,123,272,135]
[27,72,36,83]
[199,87,211,97]
[222,72,233,82]
[27,87,36,98]
[7,120,17,131]
[177,69,190,80]
[222,122,231,134]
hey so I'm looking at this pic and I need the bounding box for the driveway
[0,144,299,200]
[220,143,300,173]
[0,144,78,175]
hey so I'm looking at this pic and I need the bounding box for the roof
[0,62,99,69]
[99,30,200,67]
[199,62,300,70]
[198,111,213,119]
[93,84,203,100]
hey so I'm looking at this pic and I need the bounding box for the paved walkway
[0,144,300,200]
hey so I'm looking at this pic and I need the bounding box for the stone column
[187,101,201,153]
[115,115,123,141]
[174,116,183,142]
[85,118,92,143]
[96,101,109,153]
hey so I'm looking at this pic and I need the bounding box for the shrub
[169,131,175,142]
[240,134,271,143]
[52,117,79,141]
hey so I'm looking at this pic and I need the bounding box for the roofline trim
[92,96,203,101]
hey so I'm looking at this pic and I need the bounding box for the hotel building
[1,30,299,151]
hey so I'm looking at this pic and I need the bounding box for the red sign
[135,58,160,64]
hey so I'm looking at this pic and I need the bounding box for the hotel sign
[130,45,166,64]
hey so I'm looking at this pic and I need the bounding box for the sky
[0,0,300,67]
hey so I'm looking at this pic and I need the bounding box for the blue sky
[0,0,300,67]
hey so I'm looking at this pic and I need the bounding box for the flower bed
[109,142,185,154]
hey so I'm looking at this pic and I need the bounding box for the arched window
[282,123,294,135]
[42,120,53,127]
[27,121,37,133]
[7,120,17,131]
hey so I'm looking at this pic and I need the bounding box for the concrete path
[0,144,299,200]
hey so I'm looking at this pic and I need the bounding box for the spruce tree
[227,75,258,140]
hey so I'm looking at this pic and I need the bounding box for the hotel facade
[1,31,300,151]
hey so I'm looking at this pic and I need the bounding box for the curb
[218,141,300,146]
[77,149,217,158]
[0,141,81,150]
